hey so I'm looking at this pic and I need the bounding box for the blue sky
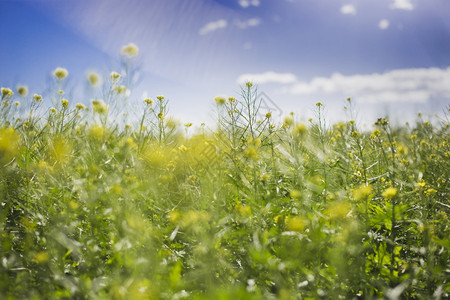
[1,0,449,126]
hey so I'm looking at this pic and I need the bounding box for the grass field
[0,59,449,299]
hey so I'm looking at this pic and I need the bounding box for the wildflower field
[1,51,449,299]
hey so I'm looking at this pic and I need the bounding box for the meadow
[0,47,449,299]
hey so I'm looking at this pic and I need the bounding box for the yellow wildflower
[293,123,307,137]
[416,180,426,188]
[92,99,108,114]
[75,103,85,110]
[110,71,121,83]
[286,216,306,232]
[33,94,43,102]
[235,204,252,217]
[424,188,437,196]
[283,116,294,127]
[351,131,360,137]
[371,129,381,139]
[167,210,180,224]
[259,173,271,182]
[61,99,69,108]
[87,71,101,86]
[53,67,68,80]
[16,85,28,97]
[382,187,398,200]
[113,85,128,94]
[0,127,20,162]
[89,124,105,141]
[33,251,49,264]
[326,201,352,220]
[214,96,226,105]
[182,210,210,227]
[353,184,373,201]
[1,87,13,100]
[290,189,302,199]
[121,43,139,57]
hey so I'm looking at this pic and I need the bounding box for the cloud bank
[237,71,298,84]
[288,67,450,103]
[239,67,450,104]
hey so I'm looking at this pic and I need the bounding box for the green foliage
[0,62,449,299]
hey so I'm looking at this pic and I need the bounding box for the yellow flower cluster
[1,87,13,100]
[92,99,108,114]
[33,94,43,102]
[0,127,20,162]
[61,99,69,108]
[214,96,226,105]
[286,216,307,231]
[88,124,106,141]
[293,123,307,137]
[353,184,373,201]
[382,187,398,200]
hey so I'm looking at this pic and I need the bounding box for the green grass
[0,63,449,299]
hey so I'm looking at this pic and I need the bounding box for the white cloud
[357,91,430,103]
[239,0,260,8]
[390,0,414,10]
[341,4,356,15]
[247,18,260,26]
[283,67,450,103]
[237,71,298,85]
[234,18,261,29]
[379,19,390,30]
[199,19,227,35]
